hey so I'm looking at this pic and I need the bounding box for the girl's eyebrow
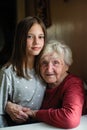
[27,33,34,35]
[27,33,44,36]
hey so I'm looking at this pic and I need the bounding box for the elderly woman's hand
[27,109,38,119]
[5,101,30,123]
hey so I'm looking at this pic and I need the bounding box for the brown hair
[7,16,47,78]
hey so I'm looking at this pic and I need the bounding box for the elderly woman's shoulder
[66,73,84,83]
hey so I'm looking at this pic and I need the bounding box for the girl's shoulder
[0,65,14,75]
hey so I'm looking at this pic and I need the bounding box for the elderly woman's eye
[53,60,60,65]
[40,61,48,66]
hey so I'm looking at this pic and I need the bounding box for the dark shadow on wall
[34,0,51,28]
[0,0,17,67]
[25,0,51,28]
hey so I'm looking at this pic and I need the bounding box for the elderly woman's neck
[48,72,68,88]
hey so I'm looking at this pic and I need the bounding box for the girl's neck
[28,56,35,69]
[24,55,35,69]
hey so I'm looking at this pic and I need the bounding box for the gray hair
[40,40,73,66]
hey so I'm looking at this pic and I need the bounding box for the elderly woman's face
[40,52,69,85]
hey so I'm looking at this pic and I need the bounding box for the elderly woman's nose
[47,63,53,72]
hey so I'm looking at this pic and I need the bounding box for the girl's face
[26,23,45,56]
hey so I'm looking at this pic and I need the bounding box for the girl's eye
[39,35,45,39]
[27,35,34,39]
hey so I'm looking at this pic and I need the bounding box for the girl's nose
[33,37,39,45]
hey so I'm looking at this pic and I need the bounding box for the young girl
[0,16,47,127]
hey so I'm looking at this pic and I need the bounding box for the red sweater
[36,74,85,129]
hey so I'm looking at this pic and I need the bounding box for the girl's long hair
[6,16,47,78]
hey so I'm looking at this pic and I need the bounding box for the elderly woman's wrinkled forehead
[40,51,64,62]
[41,42,64,58]
[39,40,73,66]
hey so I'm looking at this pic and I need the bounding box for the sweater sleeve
[0,70,8,114]
[0,69,12,127]
[36,80,84,129]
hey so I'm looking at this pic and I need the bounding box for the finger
[22,107,30,111]
[19,111,29,119]
[12,115,27,123]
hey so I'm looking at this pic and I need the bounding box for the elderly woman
[28,40,85,129]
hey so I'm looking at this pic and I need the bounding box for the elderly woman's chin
[44,76,56,82]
